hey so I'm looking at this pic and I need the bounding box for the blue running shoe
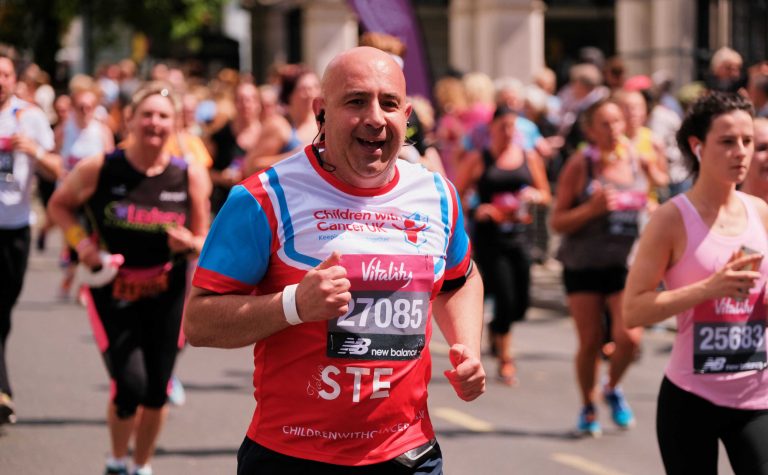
[604,387,635,429]
[577,404,602,437]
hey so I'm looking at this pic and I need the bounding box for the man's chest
[276,193,450,263]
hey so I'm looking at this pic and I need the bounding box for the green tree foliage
[0,0,78,75]
[0,0,224,75]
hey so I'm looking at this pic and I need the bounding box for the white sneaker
[168,375,186,406]
[0,392,16,425]
[132,464,153,475]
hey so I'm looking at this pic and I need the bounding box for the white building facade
[243,0,762,93]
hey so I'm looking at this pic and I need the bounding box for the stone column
[650,0,696,87]
[616,0,652,75]
[249,3,286,84]
[223,0,252,73]
[617,0,697,90]
[714,0,731,49]
[449,0,475,74]
[450,0,545,81]
[303,0,358,77]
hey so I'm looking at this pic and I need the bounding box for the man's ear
[312,97,325,119]
[404,102,413,121]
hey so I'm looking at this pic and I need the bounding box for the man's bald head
[321,47,406,97]
[312,46,412,189]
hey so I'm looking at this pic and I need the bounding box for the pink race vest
[665,192,768,409]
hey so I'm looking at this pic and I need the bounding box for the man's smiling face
[318,47,412,189]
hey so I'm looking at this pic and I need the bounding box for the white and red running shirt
[0,96,55,228]
[192,145,471,465]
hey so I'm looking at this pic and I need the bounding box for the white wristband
[281,284,302,325]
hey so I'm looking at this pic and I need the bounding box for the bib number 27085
[327,254,434,361]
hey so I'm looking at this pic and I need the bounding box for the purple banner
[347,0,431,100]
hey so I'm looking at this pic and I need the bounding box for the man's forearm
[432,264,484,358]
[184,288,291,349]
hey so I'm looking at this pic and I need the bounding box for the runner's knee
[142,386,169,409]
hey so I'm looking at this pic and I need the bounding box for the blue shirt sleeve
[197,184,272,288]
[445,181,470,273]
[515,116,542,151]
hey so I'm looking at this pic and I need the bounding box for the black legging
[474,232,531,335]
[0,226,30,397]
[35,173,56,208]
[89,263,186,418]
[657,376,768,475]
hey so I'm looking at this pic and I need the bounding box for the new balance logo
[702,357,726,372]
[337,337,372,355]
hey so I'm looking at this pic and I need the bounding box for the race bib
[607,189,646,237]
[693,289,768,374]
[65,155,80,171]
[327,254,434,361]
[491,189,531,225]
[112,263,172,302]
[0,136,14,183]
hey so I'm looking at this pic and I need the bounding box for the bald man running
[185,47,485,474]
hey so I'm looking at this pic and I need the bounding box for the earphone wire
[311,129,336,172]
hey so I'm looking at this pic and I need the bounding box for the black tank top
[475,148,533,238]
[477,149,533,201]
[210,121,246,213]
[86,149,190,268]
[556,147,648,269]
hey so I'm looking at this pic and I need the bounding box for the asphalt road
[0,232,734,474]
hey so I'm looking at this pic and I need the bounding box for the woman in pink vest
[624,92,768,474]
